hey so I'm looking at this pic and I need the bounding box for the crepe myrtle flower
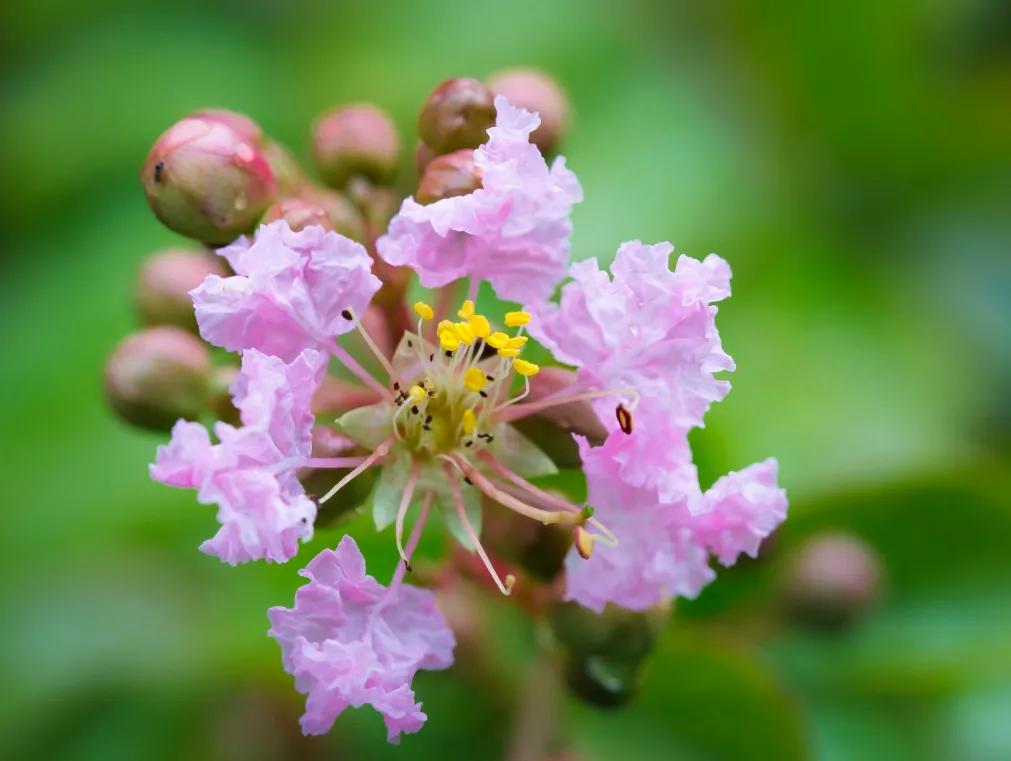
[142,92,787,741]
[377,96,583,304]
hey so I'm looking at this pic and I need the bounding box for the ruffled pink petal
[192,221,381,361]
[150,420,216,487]
[376,96,582,304]
[268,537,455,742]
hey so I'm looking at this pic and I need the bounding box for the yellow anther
[457,300,475,319]
[461,408,477,435]
[486,331,510,349]
[408,384,427,403]
[468,314,491,339]
[413,301,434,321]
[505,335,528,349]
[464,367,489,392]
[439,330,460,351]
[513,358,540,377]
[453,321,475,344]
[437,319,454,334]
[504,310,531,327]
[497,347,521,358]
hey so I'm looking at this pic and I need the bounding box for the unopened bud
[487,68,569,154]
[105,327,211,431]
[416,149,482,204]
[549,601,667,707]
[415,139,435,176]
[418,77,496,154]
[262,198,334,232]
[298,185,366,242]
[781,531,883,630]
[136,248,228,330]
[141,112,278,244]
[190,108,263,143]
[262,139,310,196]
[311,104,399,188]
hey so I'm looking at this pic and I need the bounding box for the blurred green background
[2,1,1010,759]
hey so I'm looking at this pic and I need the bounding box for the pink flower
[268,536,455,742]
[150,348,327,564]
[530,240,734,502]
[192,221,382,362]
[565,434,786,613]
[376,96,582,303]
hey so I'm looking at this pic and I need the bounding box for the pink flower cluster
[377,96,582,303]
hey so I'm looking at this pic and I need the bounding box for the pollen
[486,332,510,349]
[497,347,521,358]
[461,408,477,435]
[413,301,434,320]
[468,314,491,338]
[505,335,528,349]
[457,300,475,319]
[513,359,540,377]
[453,321,476,344]
[504,310,531,327]
[438,330,460,351]
[464,367,489,392]
[408,384,428,403]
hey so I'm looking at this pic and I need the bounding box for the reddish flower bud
[418,77,496,154]
[141,112,278,244]
[487,68,569,154]
[190,108,263,143]
[104,327,211,431]
[311,104,399,188]
[262,139,310,196]
[415,139,435,176]
[298,185,367,242]
[262,198,335,232]
[135,247,229,330]
[415,149,482,205]
[781,531,884,630]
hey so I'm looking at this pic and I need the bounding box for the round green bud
[135,247,228,331]
[418,77,496,154]
[311,104,399,189]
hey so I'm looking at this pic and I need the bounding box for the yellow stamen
[413,301,434,321]
[497,347,521,358]
[513,359,540,377]
[468,314,491,339]
[453,321,476,344]
[408,384,427,403]
[504,310,531,327]
[574,525,595,559]
[439,330,459,351]
[464,367,488,392]
[461,408,477,434]
[486,331,510,349]
[437,319,454,334]
[505,335,528,349]
[457,300,475,319]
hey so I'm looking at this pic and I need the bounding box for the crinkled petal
[193,221,381,361]
[150,420,216,487]
[268,537,455,742]
[377,96,581,304]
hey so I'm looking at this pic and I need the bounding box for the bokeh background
[2,1,1010,759]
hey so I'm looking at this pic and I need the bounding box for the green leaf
[337,402,392,449]
[488,424,557,478]
[369,452,412,531]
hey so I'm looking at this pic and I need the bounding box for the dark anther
[425,415,433,423]
[153,161,165,183]
[479,390,488,398]
[423,425,431,431]
[411,405,419,414]
[485,374,494,381]
[616,403,634,434]
[407,339,413,348]
[428,352,435,362]
[464,477,473,485]
[465,440,473,447]
[393,382,400,390]
[341,309,352,320]
[403,559,413,573]
[445,350,453,358]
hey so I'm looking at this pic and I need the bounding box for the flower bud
[781,531,883,630]
[418,77,496,154]
[487,68,569,154]
[415,149,482,205]
[311,104,399,188]
[262,198,334,232]
[415,139,435,176]
[135,247,228,330]
[298,185,366,242]
[190,108,263,143]
[549,601,667,707]
[141,112,278,244]
[262,139,310,196]
[105,327,211,431]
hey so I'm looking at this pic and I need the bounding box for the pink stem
[326,340,391,399]
[476,450,580,514]
[305,456,368,469]
[318,437,394,504]
[443,463,513,596]
[390,491,433,588]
